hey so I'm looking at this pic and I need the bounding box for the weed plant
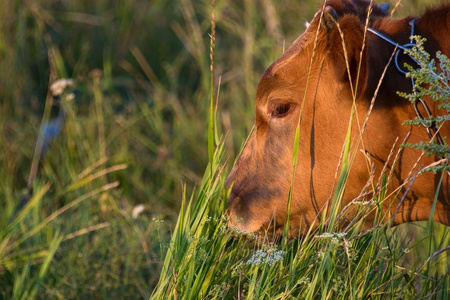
[400,36,450,167]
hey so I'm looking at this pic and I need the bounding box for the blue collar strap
[367,18,446,146]
[367,18,420,75]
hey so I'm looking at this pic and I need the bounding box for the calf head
[225,0,411,236]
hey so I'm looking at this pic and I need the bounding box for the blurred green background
[0,0,445,298]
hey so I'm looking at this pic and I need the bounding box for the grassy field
[0,0,449,298]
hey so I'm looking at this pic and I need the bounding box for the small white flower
[152,217,165,224]
[298,277,311,286]
[132,204,145,219]
[346,240,354,248]
[50,79,74,96]
[331,237,339,245]
[246,248,285,266]
[195,248,209,263]
[66,93,75,101]
[230,225,250,235]
[316,232,347,246]
[315,232,334,239]
[316,232,346,239]
[231,262,244,277]
[220,223,227,233]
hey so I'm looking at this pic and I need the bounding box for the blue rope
[367,18,420,75]
[368,18,446,145]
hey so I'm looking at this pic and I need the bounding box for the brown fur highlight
[226,0,450,236]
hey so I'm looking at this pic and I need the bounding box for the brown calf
[226,0,450,236]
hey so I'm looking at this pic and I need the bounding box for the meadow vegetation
[0,0,448,298]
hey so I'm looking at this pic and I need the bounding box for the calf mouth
[228,212,298,243]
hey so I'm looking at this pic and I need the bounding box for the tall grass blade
[9,183,51,230]
[208,0,216,172]
[283,125,300,245]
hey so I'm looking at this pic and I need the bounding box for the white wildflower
[298,276,311,287]
[247,232,259,240]
[315,232,334,239]
[230,225,259,241]
[195,248,209,263]
[66,93,75,101]
[231,262,244,277]
[152,217,165,225]
[246,248,285,266]
[132,204,145,219]
[345,239,354,248]
[316,232,347,239]
[207,282,231,298]
[316,232,347,246]
[220,223,227,233]
[332,276,345,296]
[50,79,74,96]
[199,236,209,244]
[186,235,196,243]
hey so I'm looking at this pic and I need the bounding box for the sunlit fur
[226,0,450,236]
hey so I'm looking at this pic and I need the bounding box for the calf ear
[327,15,368,97]
[378,3,390,15]
[321,6,338,30]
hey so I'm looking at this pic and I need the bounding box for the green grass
[0,0,448,298]
[150,140,450,298]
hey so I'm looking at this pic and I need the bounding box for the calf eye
[268,100,293,118]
